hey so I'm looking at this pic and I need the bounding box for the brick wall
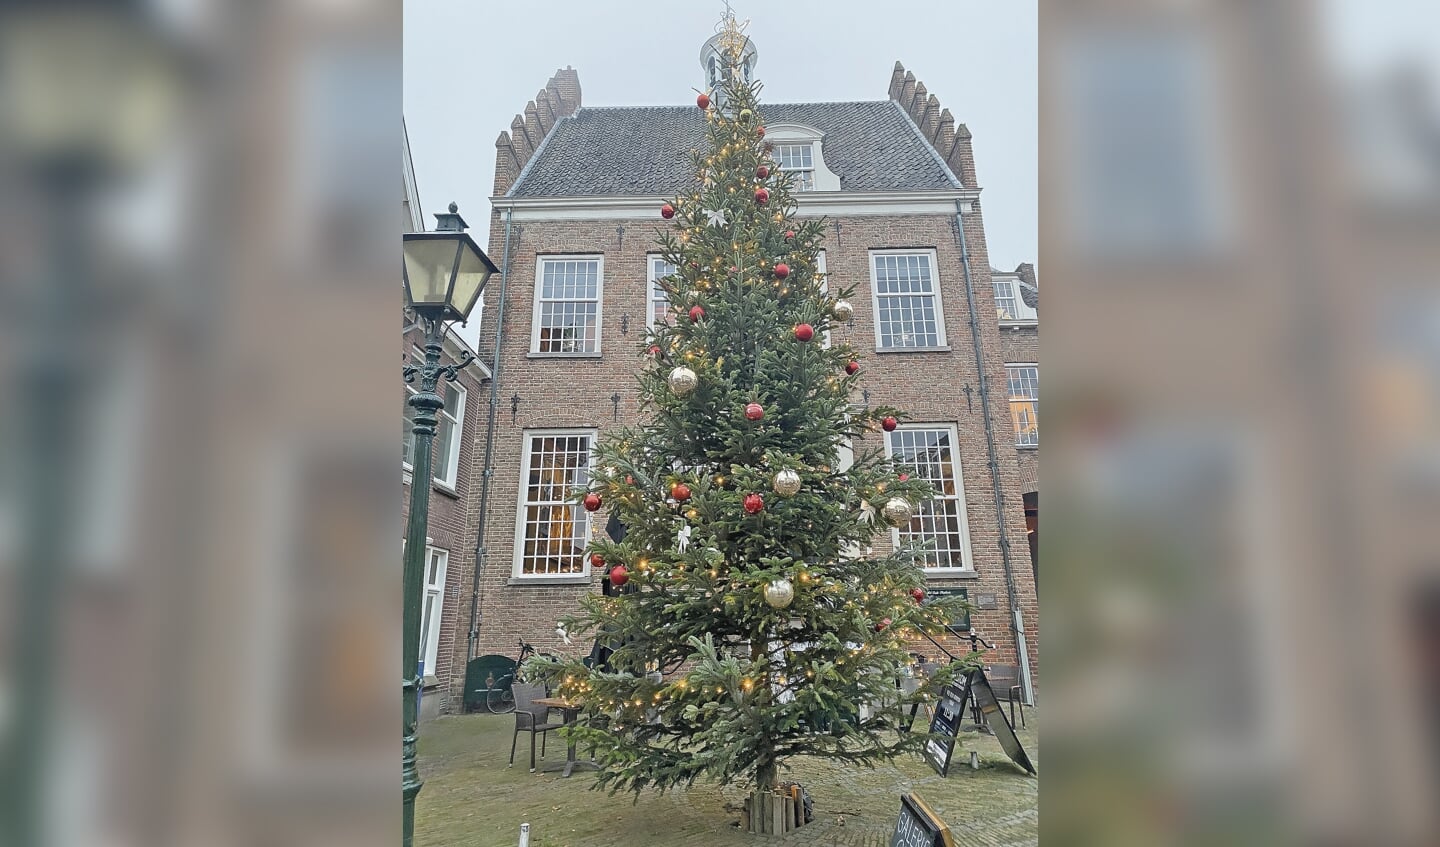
[401,325,488,715]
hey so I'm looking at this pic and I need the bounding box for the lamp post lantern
[401,203,496,846]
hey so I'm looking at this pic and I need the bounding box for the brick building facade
[402,124,490,717]
[450,38,1038,706]
[994,262,1039,584]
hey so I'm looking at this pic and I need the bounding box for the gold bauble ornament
[831,299,855,322]
[668,366,698,396]
[772,469,802,497]
[882,497,914,527]
[763,578,795,609]
[739,108,753,123]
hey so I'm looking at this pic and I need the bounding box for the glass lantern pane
[450,239,492,322]
[402,238,461,308]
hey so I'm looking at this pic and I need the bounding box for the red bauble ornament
[784,230,795,240]
[670,482,691,502]
[591,553,605,568]
[754,187,769,205]
[911,587,926,604]
[647,344,661,356]
[881,416,898,432]
[875,617,892,632]
[757,126,766,138]
[696,92,710,110]
[744,402,764,421]
[743,493,765,514]
[583,492,602,512]
[609,565,629,587]
[898,473,909,482]
[626,474,635,485]
[774,262,790,279]
[729,265,738,273]
[756,165,770,179]
[660,203,675,219]
[845,361,860,375]
[688,305,705,323]
[793,323,815,342]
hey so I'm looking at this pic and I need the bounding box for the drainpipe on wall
[953,199,1033,704]
[467,208,516,661]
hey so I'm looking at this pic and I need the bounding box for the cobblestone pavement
[416,711,1037,847]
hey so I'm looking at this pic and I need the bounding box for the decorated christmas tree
[529,14,974,802]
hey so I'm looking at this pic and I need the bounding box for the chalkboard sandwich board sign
[921,680,968,776]
[891,792,954,847]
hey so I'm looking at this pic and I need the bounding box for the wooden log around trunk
[741,797,751,833]
[791,785,802,828]
[772,791,785,835]
[782,794,793,833]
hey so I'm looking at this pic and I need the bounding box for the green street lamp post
[401,204,497,846]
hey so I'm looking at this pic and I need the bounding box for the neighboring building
[402,120,490,718]
[457,35,1039,704]
[994,263,1039,586]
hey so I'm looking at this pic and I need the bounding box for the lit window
[419,546,448,674]
[886,425,972,571]
[403,378,466,488]
[515,431,595,577]
[774,143,815,191]
[532,256,603,354]
[648,255,677,328]
[871,250,946,349]
[1007,365,1039,447]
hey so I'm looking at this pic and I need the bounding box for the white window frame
[512,428,598,581]
[530,254,605,356]
[994,278,1038,325]
[774,143,815,192]
[885,423,974,573]
[1006,364,1039,447]
[419,546,448,675]
[403,375,466,489]
[868,248,948,351]
[646,254,677,331]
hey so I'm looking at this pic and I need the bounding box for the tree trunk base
[741,786,809,836]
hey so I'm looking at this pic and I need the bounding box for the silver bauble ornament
[831,299,855,322]
[772,468,802,497]
[668,366,698,395]
[764,578,795,609]
[882,497,914,527]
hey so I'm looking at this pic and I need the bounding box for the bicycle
[464,639,558,714]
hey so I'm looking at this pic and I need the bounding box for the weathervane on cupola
[699,1,756,110]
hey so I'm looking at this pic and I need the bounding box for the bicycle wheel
[486,678,516,714]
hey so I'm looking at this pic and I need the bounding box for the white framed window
[886,424,973,572]
[870,249,947,350]
[531,255,603,355]
[419,546,448,675]
[647,255,677,329]
[774,143,815,191]
[1007,365,1039,447]
[994,278,1038,324]
[403,378,466,489]
[514,429,596,579]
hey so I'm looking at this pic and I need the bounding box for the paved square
[416,712,1037,846]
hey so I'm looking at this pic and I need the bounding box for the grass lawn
[415,708,1038,847]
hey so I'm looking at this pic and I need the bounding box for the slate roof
[509,101,959,197]
[1019,280,1039,310]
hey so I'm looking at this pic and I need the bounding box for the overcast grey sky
[404,1,1036,269]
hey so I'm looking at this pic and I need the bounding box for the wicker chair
[510,683,563,772]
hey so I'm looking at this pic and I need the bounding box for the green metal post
[401,317,451,847]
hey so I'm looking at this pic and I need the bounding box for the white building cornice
[490,188,980,222]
